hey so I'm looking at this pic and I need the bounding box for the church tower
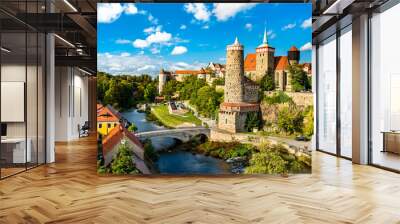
[255,28,275,82]
[224,37,244,102]
[288,46,300,65]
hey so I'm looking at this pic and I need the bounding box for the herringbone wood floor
[0,136,399,224]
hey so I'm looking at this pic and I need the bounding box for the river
[121,109,231,174]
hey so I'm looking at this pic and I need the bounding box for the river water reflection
[121,109,231,174]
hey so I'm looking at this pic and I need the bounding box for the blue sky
[98,3,311,76]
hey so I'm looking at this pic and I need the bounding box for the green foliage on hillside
[264,91,293,105]
[97,72,157,110]
[245,143,310,174]
[260,72,275,91]
[162,76,223,119]
[302,106,314,137]
[196,141,254,160]
[190,85,223,119]
[288,64,311,92]
[277,104,304,134]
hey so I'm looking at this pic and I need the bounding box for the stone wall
[264,91,313,107]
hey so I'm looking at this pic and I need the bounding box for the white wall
[54,67,89,141]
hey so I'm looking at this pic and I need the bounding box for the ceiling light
[63,0,78,12]
[1,47,11,53]
[54,34,75,48]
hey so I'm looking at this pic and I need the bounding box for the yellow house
[97,104,120,136]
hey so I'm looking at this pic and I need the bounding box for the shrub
[110,142,140,174]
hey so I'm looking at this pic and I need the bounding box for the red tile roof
[102,125,124,155]
[244,53,256,72]
[175,70,201,75]
[97,105,119,122]
[289,46,299,51]
[102,124,144,157]
[274,56,289,71]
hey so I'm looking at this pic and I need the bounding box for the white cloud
[267,30,276,39]
[143,25,162,34]
[97,52,205,76]
[146,31,172,44]
[171,46,188,55]
[282,23,296,30]
[97,3,125,23]
[201,25,209,29]
[245,23,252,31]
[212,3,257,22]
[137,65,156,72]
[132,39,149,48]
[132,31,172,49]
[219,57,226,61]
[120,52,131,57]
[184,3,211,22]
[180,24,187,30]
[300,42,312,51]
[301,17,312,29]
[115,39,131,44]
[148,14,158,25]
[124,3,138,15]
[150,47,160,54]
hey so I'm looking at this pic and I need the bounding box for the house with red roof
[102,124,150,174]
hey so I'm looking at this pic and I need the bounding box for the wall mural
[96,3,313,175]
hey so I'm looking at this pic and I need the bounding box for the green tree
[302,106,314,137]
[128,123,138,132]
[143,139,158,161]
[144,83,157,102]
[277,104,304,134]
[264,91,293,105]
[110,142,140,174]
[244,112,260,132]
[288,64,311,92]
[245,144,288,174]
[260,72,275,91]
[161,80,177,100]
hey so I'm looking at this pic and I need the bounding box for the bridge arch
[135,127,210,143]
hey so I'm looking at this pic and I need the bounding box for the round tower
[288,46,300,65]
[158,69,167,95]
[255,28,275,82]
[224,37,244,103]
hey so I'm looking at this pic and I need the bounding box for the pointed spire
[234,37,239,45]
[263,27,268,45]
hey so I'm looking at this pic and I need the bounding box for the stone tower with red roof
[255,28,275,82]
[218,38,260,133]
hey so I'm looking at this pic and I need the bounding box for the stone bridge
[135,127,210,142]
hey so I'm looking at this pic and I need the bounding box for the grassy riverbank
[150,105,201,128]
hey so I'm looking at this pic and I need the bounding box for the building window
[317,34,337,154]
[225,118,227,124]
[99,124,102,128]
[370,3,400,171]
[107,123,111,128]
[114,123,117,127]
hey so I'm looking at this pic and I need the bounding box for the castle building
[218,38,260,133]
[244,29,311,91]
[158,69,171,95]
